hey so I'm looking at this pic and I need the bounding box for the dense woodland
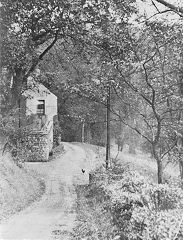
[1,0,183,183]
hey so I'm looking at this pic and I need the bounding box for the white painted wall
[24,84,57,121]
[24,83,57,154]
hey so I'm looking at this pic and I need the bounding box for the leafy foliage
[90,164,183,240]
[1,0,183,183]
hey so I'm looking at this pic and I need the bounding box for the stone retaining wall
[16,132,50,162]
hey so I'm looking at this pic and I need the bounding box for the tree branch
[152,0,161,13]
[155,0,183,15]
[109,106,153,144]
[24,30,60,81]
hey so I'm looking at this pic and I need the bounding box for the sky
[136,0,183,23]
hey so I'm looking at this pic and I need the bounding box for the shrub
[128,207,183,240]
[143,184,183,211]
[104,171,148,234]
[101,166,183,240]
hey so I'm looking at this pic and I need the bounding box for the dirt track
[0,143,97,240]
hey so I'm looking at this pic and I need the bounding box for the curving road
[0,143,97,240]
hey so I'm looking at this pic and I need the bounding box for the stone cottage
[21,80,57,161]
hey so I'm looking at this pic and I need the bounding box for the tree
[1,0,93,108]
[34,0,137,168]
[111,21,183,183]
[84,9,183,182]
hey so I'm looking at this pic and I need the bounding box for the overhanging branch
[155,0,183,15]
[24,29,60,82]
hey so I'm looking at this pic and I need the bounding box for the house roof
[23,79,57,99]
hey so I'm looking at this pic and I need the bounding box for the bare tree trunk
[11,67,24,108]
[178,154,183,180]
[87,122,91,144]
[179,161,183,179]
[153,145,163,184]
[157,159,163,184]
[82,120,85,143]
[18,98,21,128]
[176,135,183,180]
[106,86,110,170]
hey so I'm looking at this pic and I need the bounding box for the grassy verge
[0,154,45,222]
[72,184,117,240]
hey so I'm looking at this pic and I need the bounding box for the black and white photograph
[1,0,183,239]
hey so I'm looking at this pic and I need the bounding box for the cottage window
[37,100,45,115]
